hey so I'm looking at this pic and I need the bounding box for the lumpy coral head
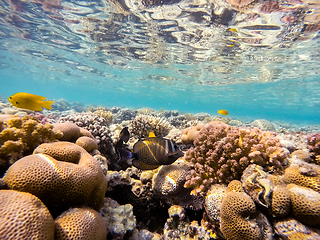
[184,122,288,195]
[3,142,107,212]
[55,208,107,240]
[0,189,55,239]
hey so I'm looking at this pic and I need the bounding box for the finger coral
[0,189,55,239]
[129,114,173,138]
[184,121,289,195]
[0,115,62,176]
[306,133,320,165]
[55,208,107,240]
[3,142,107,213]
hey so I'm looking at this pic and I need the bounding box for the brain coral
[284,164,320,193]
[0,115,61,176]
[220,189,263,239]
[55,208,107,240]
[59,112,117,162]
[184,122,289,195]
[3,142,107,212]
[287,183,320,226]
[0,189,55,239]
[129,114,173,138]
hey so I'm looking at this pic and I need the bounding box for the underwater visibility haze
[1,0,320,122]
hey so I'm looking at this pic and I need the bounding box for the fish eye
[16,102,18,104]
[9,97,12,99]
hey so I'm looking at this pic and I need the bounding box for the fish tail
[117,148,134,162]
[41,100,54,110]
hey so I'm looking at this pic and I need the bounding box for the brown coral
[0,189,55,239]
[284,164,320,193]
[271,185,291,217]
[220,191,263,240]
[75,136,99,152]
[180,123,205,144]
[184,122,288,195]
[53,122,94,142]
[0,115,61,175]
[55,208,107,240]
[3,142,107,212]
[287,183,320,226]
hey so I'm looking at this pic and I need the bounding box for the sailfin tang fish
[8,92,54,111]
[115,127,184,170]
[218,109,229,116]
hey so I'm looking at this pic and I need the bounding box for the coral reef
[111,108,138,124]
[55,207,107,240]
[100,197,136,239]
[180,123,205,144]
[3,142,107,213]
[271,185,291,217]
[0,189,55,239]
[306,133,320,165]
[220,180,273,240]
[53,122,94,142]
[184,121,289,195]
[90,107,113,124]
[129,114,173,138]
[59,112,117,164]
[250,119,276,132]
[204,184,227,223]
[0,115,62,176]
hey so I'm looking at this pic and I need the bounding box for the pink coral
[184,122,289,195]
[306,133,320,165]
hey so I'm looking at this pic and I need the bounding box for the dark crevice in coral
[106,185,168,233]
[185,208,204,225]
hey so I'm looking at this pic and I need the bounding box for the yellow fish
[218,109,229,116]
[8,92,54,111]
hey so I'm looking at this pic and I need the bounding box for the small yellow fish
[229,28,238,32]
[218,109,229,116]
[8,92,54,111]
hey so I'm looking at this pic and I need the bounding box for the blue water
[1,0,320,125]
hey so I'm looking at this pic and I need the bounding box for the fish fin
[148,132,156,138]
[117,148,133,162]
[22,93,47,101]
[119,127,130,143]
[166,150,184,164]
[41,100,54,110]
[132,159,160,170]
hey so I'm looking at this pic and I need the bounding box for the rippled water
[1,0,320,123]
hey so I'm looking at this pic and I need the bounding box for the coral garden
[1,100,320,239]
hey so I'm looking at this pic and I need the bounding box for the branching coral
[0,115,62,176]
[129,114,173,138]
[184,121,289,195]
[306,133,320,165]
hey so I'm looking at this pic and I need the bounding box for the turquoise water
[1,0,320,124]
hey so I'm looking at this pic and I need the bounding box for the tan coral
[181,123,205,144]
[53,122,94,142]
[226,179,243,193]
[3,142,107,211]
[220,191,264,240]
[55,207,107,240]
[284,164,320,193]
[0,189,55,239]
[75,136,98,152]
[287,183,320,226]
[271,185,291,217]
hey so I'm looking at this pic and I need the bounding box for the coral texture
[250,119,276,132]
[287,183,320,226]
[100,197,136,239]
[0,189,55,239]
[59,112,117,162]
[0,115,61,175]
[53,122,94,142]
[3,142,107,212]
[180,123,205,145]
[271,185,291,217]
[284,164,320,193]
[55,208,107,240]
[220,180,273,240]
[306,133,320,165]
[184,121,289,195]
[129,114,173,138]
[204,184,227,223]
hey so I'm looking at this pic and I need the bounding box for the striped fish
[115,127,184,170]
